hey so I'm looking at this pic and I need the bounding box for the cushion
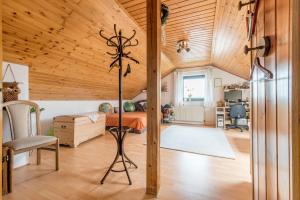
[134,103,144,112]
[123,101,135,112]
[3,136,57,151]
[134,100,147,112]
[99,103,113,113]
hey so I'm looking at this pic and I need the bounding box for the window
[183,75,205,101]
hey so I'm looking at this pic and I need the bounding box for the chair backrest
[229,104,246,119]
[2,100,41,140]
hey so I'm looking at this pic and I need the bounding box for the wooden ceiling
[211,0,250,79]
[2,0,174,100]
[2,0,250,100]
[118,0,216,68]
[118,0,250,79]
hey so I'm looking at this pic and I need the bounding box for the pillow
[99,103,113,114]
[134,100,147,112]
[123,101,136,112]
[134,102,144,112]
[143,102,147,111]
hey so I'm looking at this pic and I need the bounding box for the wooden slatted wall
[251,0,300,198]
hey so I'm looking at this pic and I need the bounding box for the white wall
[212,67,248,104]
[206,67,249,125]
[35,100,122,134]
[133,66,249,125]
[2,62,30,168]
[133,92,147,102]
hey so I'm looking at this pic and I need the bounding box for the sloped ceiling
[3,0,250,100]
[2,0,174,100]
[118,0,250,79]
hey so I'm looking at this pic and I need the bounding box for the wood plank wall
[251,0,300,198]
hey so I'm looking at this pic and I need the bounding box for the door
[251,0,300,199]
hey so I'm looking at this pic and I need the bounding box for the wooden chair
[2,100,59,192]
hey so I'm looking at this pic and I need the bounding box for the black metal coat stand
[99,24,139,185]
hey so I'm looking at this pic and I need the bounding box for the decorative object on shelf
[99,24,139,185]
[223,82,250,90]
[161,3,169,46]
[241,81,250,89]
[238,0,259,40]
[177,39,191,53]
[214,78,222,88]
[2,64,21,103]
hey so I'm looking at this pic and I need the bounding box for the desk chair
[226,104,249,132]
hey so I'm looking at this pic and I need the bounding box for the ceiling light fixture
[177,39,191,53]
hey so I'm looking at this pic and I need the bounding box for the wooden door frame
[289,0,300,198]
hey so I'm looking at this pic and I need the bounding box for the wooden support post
[146,0,161,196]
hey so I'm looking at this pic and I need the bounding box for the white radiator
[174,106,205,123]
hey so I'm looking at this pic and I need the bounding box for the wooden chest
[53,112,106,147]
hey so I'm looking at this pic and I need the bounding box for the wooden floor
[3,126,251,200]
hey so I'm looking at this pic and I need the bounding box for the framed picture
[214,78,222,88]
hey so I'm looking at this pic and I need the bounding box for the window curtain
[173,70,184,106]
[203,68,214,107]
[173,68,214,107]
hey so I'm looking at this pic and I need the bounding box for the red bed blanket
[106,112,147,131]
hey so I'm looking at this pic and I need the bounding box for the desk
[216,103,250,129]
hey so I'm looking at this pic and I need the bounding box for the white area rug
[160,125,235,159]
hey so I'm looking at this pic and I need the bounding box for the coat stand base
[100,127,138,185]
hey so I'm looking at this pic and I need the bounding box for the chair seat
[3,136,57,151]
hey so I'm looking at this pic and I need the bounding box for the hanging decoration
[161,3,169,26]
[161,3,169,46]
[99,24,139,185]
[2,64,21,102]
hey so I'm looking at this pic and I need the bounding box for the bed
[106,112,147,134]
